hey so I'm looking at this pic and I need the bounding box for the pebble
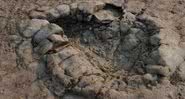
[34,39,53,55]
[150,34,160,46]
[33,23,63,45]
[143,73,158,82]
[146,65,171,77]
[94,10,116,22]
[46,8,60,21]
[9,35,22,44]
[123,12,136,22]
[48,34,69,45]
[36,6,51,12]
[78,2,94,14]
[22,19,49,38]
[70,3,78,15]
[29,11,47,19]
[77,1,105,14]
[18,20,30,34]
[56,4,70,17]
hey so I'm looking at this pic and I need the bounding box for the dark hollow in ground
[51,12,161,74]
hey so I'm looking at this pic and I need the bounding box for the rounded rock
[143,73,158,82]
[94,10,116,22]
[36,6,51,12]
[46,8,60,21]
[48,34,69,45]
[33,23,64,45]
[123,12,136,22]
[146,65,171,77]
[77,2,94,14]
[29,11,47,19]
[9,35,22,44]
[21,19,49,38]
[34,39,53,55]
[56,4,70,17]
[150,34,160,46]
[18,20,30,34]
[77,1,105,14]
[70,3,78,15]
[105,0,125,8]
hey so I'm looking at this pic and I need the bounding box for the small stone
[18,20,30,34]
[22,19,49,38]
[9,35,22,44]
[146,65,171,77]
[159,77,170,85]
[56,4,70,17]
[29,11,47,19]
[158,45,184,73]
[48,34,69,45]
[134,21,146,29]
[70,3,78,15]
[150,34,160,46]
[112,0,124,7]
[105,0,125,7]
[78,2,94,14]
[123,12,136,22]
[36,6,51,12]
[77,1,105,14]
[136,14,150,21]
[33,23,64,44]
[143,73,158,82]
[46,8,60,21]
[34,39,53,55]
[93,1,106,11]
[94,10,116,22]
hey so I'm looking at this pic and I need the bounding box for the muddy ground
[0,0,185,99]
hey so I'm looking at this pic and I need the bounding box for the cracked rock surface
[1,0,185,99]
